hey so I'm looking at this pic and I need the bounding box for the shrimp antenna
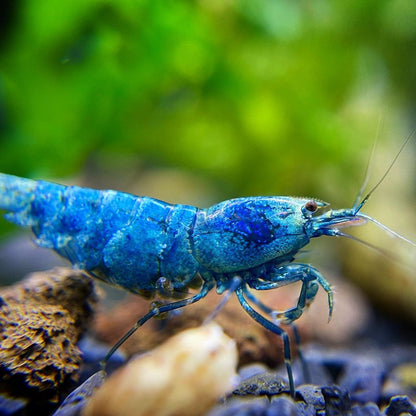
[353,128,416,215]
[334,229,394,258]
[352,117,383,210]
[333,230,416,268]
[359,213,416,248]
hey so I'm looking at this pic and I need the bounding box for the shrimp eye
[304,201,318,213]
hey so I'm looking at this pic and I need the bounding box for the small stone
[232,371,287,396]
[321,386,351,416]
[296,385,325,411]
[384,395,416,416]
[83,323,238,416]
[338,357,385,403]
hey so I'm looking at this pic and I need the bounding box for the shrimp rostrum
[0,145,413,396]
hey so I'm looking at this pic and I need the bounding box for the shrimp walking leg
[235,286,295,396]
[101,280,214,367]
[248,263,334,323]
[242,287,311,383]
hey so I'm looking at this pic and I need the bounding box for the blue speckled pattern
[0,173,327,293]
[194,197,311,273]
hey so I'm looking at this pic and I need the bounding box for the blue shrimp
[0,139,414,396]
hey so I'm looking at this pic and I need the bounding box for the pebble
[83,323,238,416]
[208,344,416,416]
[232,372,287,396]
[338,356,385,403]
[384,395,416,416]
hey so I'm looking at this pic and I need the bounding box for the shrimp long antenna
[352,117,383,210]
[333,229,393,258]
[352,137,377,211]
[353,128,416,214]
[357,213,416,247]
[334,229,415,272]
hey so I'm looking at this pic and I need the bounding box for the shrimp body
[0,168,410,396]
[0,173,331,290]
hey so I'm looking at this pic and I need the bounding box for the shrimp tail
[0,173,37,219]
[0,173,110,269]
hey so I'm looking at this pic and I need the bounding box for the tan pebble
[83,323,238,416]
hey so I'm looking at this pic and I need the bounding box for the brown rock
[0,267,100,403]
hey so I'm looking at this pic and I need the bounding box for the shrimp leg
[242,287,311,384]
[248,263,334,323]
[101,279,214,367]
[235,286,295,396]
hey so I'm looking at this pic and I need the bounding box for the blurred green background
[1,0,416,324]
[0,0,415,238]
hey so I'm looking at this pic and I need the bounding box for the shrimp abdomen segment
[101,199,199,292]
[0,174,199,292]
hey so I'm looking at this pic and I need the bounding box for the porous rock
[0,267,99,403]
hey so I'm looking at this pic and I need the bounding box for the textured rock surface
[0,267,99,404]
